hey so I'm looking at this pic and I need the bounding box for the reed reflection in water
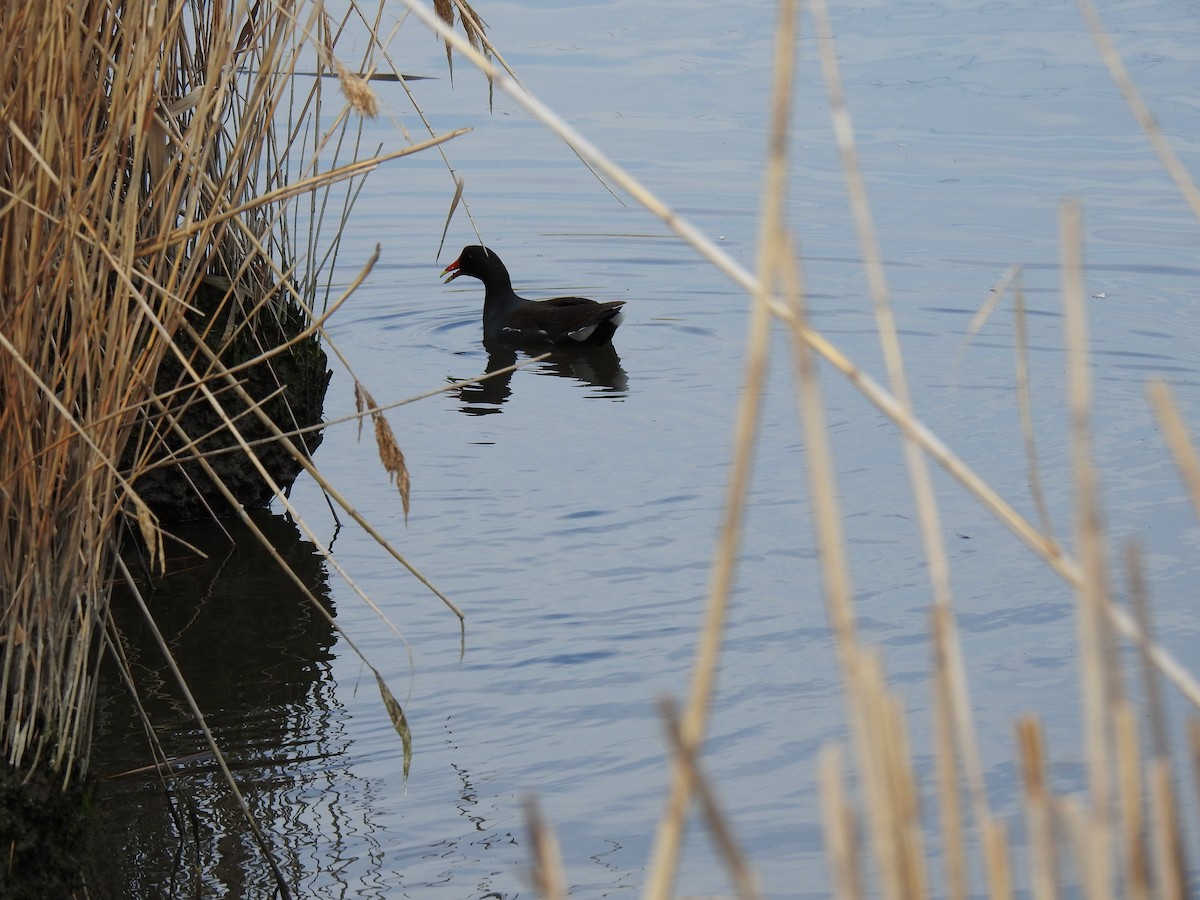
[87,514,369,897]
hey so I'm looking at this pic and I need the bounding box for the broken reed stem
[1010,270,1061,546]
[657,698,761,900]
[1016,717,1058,900]
[1114,702,1150,900]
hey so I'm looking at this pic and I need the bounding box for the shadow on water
[453,342,629,415]
[85,512,348,897]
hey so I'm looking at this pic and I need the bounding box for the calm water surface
[89,1,1200,897]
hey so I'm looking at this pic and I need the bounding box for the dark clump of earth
[124,278,332,522]
[0,761,88,899]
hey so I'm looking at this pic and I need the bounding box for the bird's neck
[482,278,522,313]
[481,278,523,336]
[482,270,514,297]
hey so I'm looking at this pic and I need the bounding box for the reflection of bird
[453,345,517,415]
[441,245,626,348]
[538,344,628,394]
[452,343,629,416]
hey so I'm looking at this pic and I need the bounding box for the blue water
[88,1,1200,897]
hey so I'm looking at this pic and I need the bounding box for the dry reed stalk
[1016,717,1058,900]
[855,649,929,900]
[951,264,1019,380]
[1012,269,1060,545]
[1057,797,1100,895]
[1076,0,1200,223]
[819,747,863,899]
[524,796,568,900]
[932,605,970,900]
[657,697,761,900]
[982,819,1012,900]
[1060,197,1116,900]
[1147,380,1200,518]
[639,0,797,896]
[1148,756,1187,900]
[1113,702,1150,900]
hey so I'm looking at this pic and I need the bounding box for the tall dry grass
[1,0,205,785]
[0,0,479,816]
[404,0,1200,896]
[1,0,494,891]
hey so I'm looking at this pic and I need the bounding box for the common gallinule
[442,245,626,347]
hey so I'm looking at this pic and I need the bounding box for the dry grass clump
[2,0,207,785]
[0,0,476,809]
[1,0,488,890]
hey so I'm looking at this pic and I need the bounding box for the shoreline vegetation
[1,0,473,894]
[3,0,1198,897]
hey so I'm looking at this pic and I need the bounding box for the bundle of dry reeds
[0,0,428,814]
[2,0,489,888]
[2,0,203,787]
